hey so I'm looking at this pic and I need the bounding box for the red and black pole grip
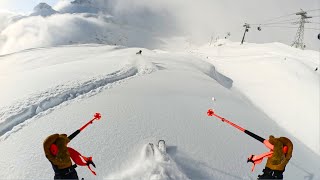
[68,130,81,141]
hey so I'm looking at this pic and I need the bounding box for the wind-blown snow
[106,144,189,180]
[0,42,319,180]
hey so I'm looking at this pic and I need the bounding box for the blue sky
[0,0,57,12]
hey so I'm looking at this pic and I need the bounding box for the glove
[265,135,293,171]
[43,134,72,169]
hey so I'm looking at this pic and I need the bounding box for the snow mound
[31,3,58,17]
[106,144,189,180]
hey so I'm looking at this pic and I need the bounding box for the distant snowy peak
[31,3,58,17]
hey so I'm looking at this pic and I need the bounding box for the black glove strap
[258,167,284,179]
[53,164,77,175]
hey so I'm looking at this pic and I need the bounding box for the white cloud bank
[0,0,180,55]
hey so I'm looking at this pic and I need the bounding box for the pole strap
[68,147,96,175]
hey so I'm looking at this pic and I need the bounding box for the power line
[243,9,319,49]
[264,17,300,24]
[259,13,297,24]
[263,21,299,26]
[253,9,320,25]
[259,25,320,31]
[309,22,320,24]
[304,27,320,30]
[304,8,320,13]
[251,17,300,26]
[260,25,298,29]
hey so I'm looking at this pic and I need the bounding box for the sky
[0,0,56,12]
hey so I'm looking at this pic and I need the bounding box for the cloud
[0,0,181,55]
[0,10,15,31]
[0,0,9,10]
[66,0,320,48]
[0,13,112,54]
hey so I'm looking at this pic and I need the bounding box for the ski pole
[207,109,288,170]
[207,109,287,151]
[68,113,102,140]
[207,109,267,143]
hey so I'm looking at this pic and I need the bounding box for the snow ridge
[0,60,157,140]
[204,65,233,89]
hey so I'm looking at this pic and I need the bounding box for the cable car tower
[291,9,312,49]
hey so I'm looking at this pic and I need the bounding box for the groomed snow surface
[0,42,319,180]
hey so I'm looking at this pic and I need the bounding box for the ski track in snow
[0,60,157,140]
[105,144,190,180]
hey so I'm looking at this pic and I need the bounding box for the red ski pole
[49,113,102,157]
[207,109,288,171]
[68,113,102,140]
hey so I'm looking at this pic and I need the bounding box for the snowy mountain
[31,3,58,17]
[58,0,104,14]
[71,0,93,5]
[0,42,319,179]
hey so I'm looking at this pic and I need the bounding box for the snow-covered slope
[0,43,319,179]
[193,40,320,155]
